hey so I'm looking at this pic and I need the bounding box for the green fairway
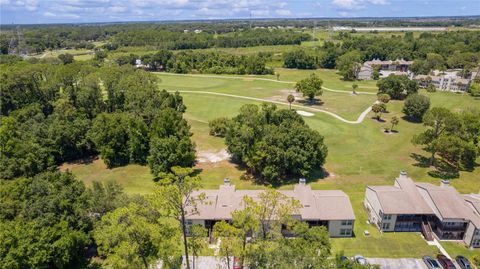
[68,68,480,258]
[156,72,377,120]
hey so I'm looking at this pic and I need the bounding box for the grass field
[29,48,94,61]
[65,68,480,258]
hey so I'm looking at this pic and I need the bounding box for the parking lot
[367,258,428,269]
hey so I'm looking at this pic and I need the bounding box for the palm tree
[352,83,358,94]
[287,94,295,110]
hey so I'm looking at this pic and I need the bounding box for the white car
[354,255,368,265]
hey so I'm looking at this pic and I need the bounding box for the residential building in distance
[414,70,471,92]
[355,58,413,80]
[364,172,480,248]
[187,178,356,238]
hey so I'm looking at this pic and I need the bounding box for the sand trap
[197,149,231,163]
[296,110,314,117]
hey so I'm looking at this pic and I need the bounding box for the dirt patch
[197,149,231,163]
[267,89,303,103]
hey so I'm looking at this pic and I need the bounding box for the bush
[403,94,430,122]
[209,117,230,137]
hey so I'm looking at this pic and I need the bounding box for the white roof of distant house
[187,181,355,221]
[367,173,433,215]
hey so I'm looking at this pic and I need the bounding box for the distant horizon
[1,0,480,25]
[2,15,480,27]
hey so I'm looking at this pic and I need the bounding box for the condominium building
[186,178,356,238]
[364,172,480,248]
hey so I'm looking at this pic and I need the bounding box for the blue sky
[1,0,479,24]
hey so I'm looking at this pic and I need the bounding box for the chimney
[223,178,231,186]
[399,171,408,178]
[440,179,450,188]
[299,178,306,185]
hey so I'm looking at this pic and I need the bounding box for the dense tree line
[0,61,194,180]
[127,50,274,75]
[0,172,127,268]
[112,29,310,49]
[283,31,480,76]
[210,103,328,183]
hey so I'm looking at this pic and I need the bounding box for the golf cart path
[174,90,375,124]
[155,72,377,95]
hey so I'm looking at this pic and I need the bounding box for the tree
[469,83,480,97]
[371,103,386,121]
[94,50,107,61]
[377,93,391,104]
[283,49,316,69]
[148,109,196,177]
[336,50,362,80]
[377,75,418,100]
[268,222,332,269]
[188,225,208,269]
[295,73,323,102]
[94,201,180,269]
[223,104,328,182]
[58,53,74,65]
[390,116,399,132]
[403,94,430,122]
[151,167,206,269]
[88,113,149,168]
[287,94,295,109]
[0,172,92,268]
[213,221,241,269]
[413,107,460,165]
[352,83,358,94]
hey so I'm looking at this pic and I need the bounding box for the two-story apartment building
[356,58,413,80]
[364,172,480,248]
[187,178,356,238]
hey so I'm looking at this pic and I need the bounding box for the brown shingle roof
[187,183,355,221]
[367,175,433,215]
[416,183,480,227]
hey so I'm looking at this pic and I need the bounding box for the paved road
[155,72,377,95]
[171,90,377,124]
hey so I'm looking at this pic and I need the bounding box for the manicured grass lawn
[441,241,480,261]
[69,69,480,258]
[156,72,377,120]
[60,158,154,195]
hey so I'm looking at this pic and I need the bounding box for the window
[186,220,193,226]
[473,239,480,247]
[383,214,392,220]
[340,229,352,236]
[341,220,353,226]
[382,223,390,230]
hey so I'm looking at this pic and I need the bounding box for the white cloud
[332,0,358,9]
[331,0,387,10]
[276,9,291,16]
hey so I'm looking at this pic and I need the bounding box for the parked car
[423,255,441,269]
[455,255,473,269]
[437,255,457,269]
[354,255,367,265]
